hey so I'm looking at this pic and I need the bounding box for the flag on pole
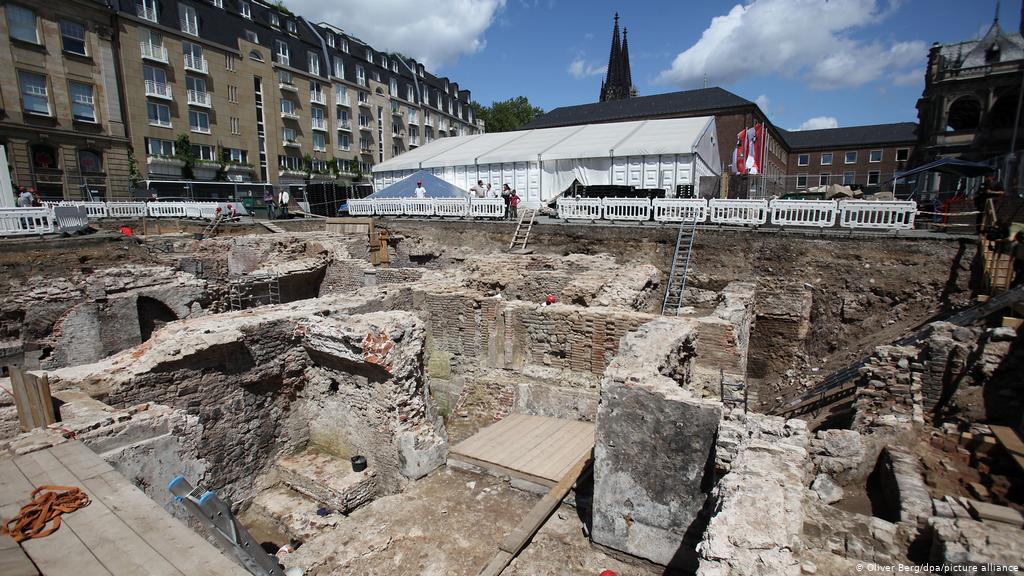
[732,128,748,175]
[744,124,764,175]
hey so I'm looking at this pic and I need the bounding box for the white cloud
[794,116,839,131]
[655,0,926,90]
[754,94,771,113]
[568,57,607,79]
[287,0,506,69]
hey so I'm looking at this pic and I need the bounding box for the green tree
[174,134,196,180]
[471,96,544,133]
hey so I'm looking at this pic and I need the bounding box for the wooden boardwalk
[0,441,249,576]
[448,414,595,488]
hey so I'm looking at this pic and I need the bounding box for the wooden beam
[478,450,592,576]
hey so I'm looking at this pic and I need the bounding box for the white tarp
[419,131,528,169]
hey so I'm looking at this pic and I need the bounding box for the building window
[389,77,398,95]
[230,116,240,134]
[191,144,215,160]
[60,21,87,55]
[275,40,289,65]
[147,101,171,127]
[70,82,96,122]
[356,65,366,86]
[7,5,38,44]
[228,85,237,103]
[308,51,320,75]
[211,0,222,7]
[146,137,174,156]
[818,173,830,186]
[842,171,855,186]
[245,29,258,43]
[186,75,207,99]
[326,33,334,48]
[895,148,909,162]
[820,152,832,166]
[335,85,348,105]
[189,109,210,132]
[179,4,198,35]
[78,149,103,173]
[282,127,296,142]
[286,20,296,34]
[135,0,159,22]
[240,1,250,18]
[408,107,417,124]
[269,13,279,27]
[333,57,344,78]
[358,113,370,127]
[227,148,247,163]
[341,38,348,52]
[869,150,882,163]
[867,171,880,186]
[406,85,415,102]
[280,99,295,115]
[277,69,292,85]
[796,174,807,188]
[312,132,326,151]
[337,132,350,150]
[18,71,49,116]
[279,155,301,170]
[365,48,373,62]
[796,154,809,167]
[844,151,857,164]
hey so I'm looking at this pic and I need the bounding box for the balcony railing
[358,99,370,108]
[359,146,372,153]
[183,54,208,74]
[336,119,351,131]
[144,80,172,99]
[311,118,327,131]
[309,91,326,105]
[392,131,405,139]
[336,97,350,107]
[280,109,299,120]
[187,90,211,107]
[337,143,351,151]
[180,18,198,36]
[136,4,158,22]
[140,42,168,63]
[279,81,297,92]
[359,123,371,131]
[282,139,301,148]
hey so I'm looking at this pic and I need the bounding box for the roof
[522,87,753,129]
[367,171,469,199]
[780,123,918,150]
[372,116,716,173]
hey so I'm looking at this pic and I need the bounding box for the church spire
[599,13,634,102]
[622,27,636,97]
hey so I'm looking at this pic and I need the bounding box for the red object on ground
[598,571,617,576]
[545,294,557,304]
[119,226,133,236]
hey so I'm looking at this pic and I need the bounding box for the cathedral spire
[599,13,634,102]
[621,27,635,97]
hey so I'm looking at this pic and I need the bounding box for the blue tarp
[891,157,995,182]
[366,170,469,199]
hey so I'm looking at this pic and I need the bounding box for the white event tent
[371,116,721,205]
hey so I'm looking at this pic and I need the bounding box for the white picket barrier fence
[468,198,504,218]
[58,201,108,219]
[374,199,405,216]
[838,200,917,230]
[0,208,54,236]
[147,202,188,218]
[404,198,435,216]
[436,198,471,217]
[558,198,604,220]
[769,199,839,228]
[709,199,770,226]
[602,198,652,221]
[106,202,148,218]
[347,200,375,216]
[652,198,708,222]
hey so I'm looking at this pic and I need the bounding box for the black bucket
[351,455,367,472]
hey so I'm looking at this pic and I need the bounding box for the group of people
[262,188,291,220]
[469,180,520,220]
[13,185,41,208]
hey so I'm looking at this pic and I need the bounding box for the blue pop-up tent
[366,170,469,199]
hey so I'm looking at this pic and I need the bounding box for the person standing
[501,184,512,219]
[509,189,520,221]
[17,187,34,207]
[485,183,494,198]
[469,179,485,198]
[279,188,290,219]
[263,188,276,220]
[415,180,427,198]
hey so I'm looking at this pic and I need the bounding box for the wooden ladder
[508,208,537,252]
[201,214,223,238]
[661,216,699,315]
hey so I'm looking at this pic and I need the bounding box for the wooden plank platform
[0,441,249,576]
[448,414,595,488]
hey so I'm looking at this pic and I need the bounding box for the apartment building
[781,123,917,193]
[113,0,480,188]
[0,0,131,200]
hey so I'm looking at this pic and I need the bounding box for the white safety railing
[709,199,769,226]
[347,200,374,216]
[0,208,54,236]
[557,198,603,221]
[653,198,708,223]
[436,198,471,218]
[602,198,652,221]
[404,198,435,217]
[106,202,148,218]
[374,199,406,216]
[769,199,839,228]
[147,202,188,218]
[838,200,917,230]
[58,201,108,219]
[469,198,505,218]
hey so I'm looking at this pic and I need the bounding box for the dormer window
[240,1,250,18]
[326,33,334,47]
[341,38,348,52]
[286,20,296,34]
[986,43,1001,63]
[366,48,372,62]
[269,13,279,27]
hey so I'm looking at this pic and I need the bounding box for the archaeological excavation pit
[1,217,1021,576]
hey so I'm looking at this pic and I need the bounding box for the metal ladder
[228,273,281,310]
[168,476,287,576]
[661,217,699,315]
[508,208,537,251]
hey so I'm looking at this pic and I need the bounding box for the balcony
[279,81,298,92]
[282,139,301,148]
[336,119,351,131]
[187,89,211,107]
[409,136,420,146]
[144,80,172,100]
[336,97,350,107]
[358,99,370,108]
[190,124,211,134]
[359,146,372,154]
[140,42,168,63]
[183,54,208,74]
[358,123,371,131]
[180,18,198,36]
[280,109,299,120]
[309,91,326,105]
[392,131,405,139]
[136,4,158,22]
[337,143,351,151]
[311,118,327,131]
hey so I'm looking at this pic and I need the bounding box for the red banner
[733,123,765,175]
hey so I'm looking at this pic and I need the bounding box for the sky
[286,0,1017,131]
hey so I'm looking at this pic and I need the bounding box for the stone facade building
[0,0,131,200]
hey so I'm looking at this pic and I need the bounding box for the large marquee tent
[371,116,721,204]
